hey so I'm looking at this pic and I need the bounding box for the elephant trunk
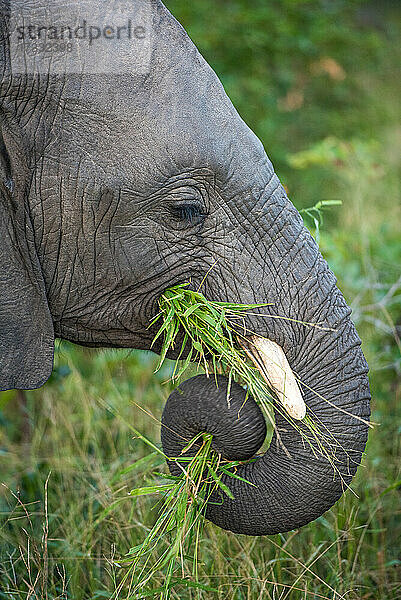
[161,309,370,535]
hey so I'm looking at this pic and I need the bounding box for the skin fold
[0,0,370,535]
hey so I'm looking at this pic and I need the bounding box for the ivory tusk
[241,336,306,420]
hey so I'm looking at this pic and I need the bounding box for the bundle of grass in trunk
[121,432,255,598]
[123,283,346,598]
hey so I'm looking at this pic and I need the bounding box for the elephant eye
[169,202,207,226]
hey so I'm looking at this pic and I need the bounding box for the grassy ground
[1,2,400,599]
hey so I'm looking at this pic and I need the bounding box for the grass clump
[150,283,295,432]
[150,283,274,401]
[119,431,254,598]
[120,282,360,597]
[120,287,277,597]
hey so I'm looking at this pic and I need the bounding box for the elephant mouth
[239,335,306,420]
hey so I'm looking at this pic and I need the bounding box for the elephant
[0,0,370,536]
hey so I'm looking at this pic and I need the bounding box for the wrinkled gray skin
[0,0,370,535]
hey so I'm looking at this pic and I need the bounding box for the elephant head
[0,0,370,534]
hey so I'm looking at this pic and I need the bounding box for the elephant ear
[0,127,54,391]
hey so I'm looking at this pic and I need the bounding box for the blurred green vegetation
[1,1,400,598]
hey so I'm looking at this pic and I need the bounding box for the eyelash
[169,203,207,224]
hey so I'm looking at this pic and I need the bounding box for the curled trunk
[161,316,370,536]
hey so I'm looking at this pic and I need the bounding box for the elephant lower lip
[239,335,306,420]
